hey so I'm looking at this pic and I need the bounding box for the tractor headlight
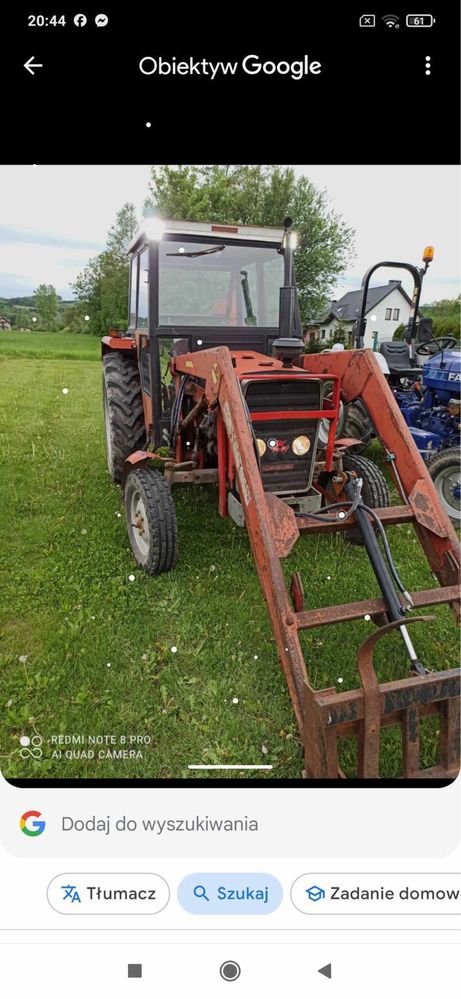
[257,438,267,457]
[292,435,310,456]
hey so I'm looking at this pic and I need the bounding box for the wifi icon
[382,13,400,28]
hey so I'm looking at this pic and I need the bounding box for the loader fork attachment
[304,617,460,780]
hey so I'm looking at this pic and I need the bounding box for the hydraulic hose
[170,375,187,445]
[296,480,412,604]
[295,474,424,672]
[358,503,412,605]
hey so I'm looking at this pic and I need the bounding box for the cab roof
[127,219,285,255]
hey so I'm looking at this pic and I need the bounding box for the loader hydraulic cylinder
[344,477,426,675]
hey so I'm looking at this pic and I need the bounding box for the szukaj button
[178,873,282,914]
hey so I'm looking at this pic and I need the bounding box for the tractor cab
[123,218,301,447]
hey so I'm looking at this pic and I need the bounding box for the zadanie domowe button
[220,961,241,981]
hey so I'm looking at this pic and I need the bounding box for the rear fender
[101,335,137,356]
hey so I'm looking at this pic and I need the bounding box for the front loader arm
[173,345,308,728]
[303,349,460,607]
[170,345,460,778]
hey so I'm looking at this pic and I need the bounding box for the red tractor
[102,217,460,780]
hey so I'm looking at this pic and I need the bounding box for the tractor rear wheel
[124,466,178,575]
[342,400,374,454]
[427,447,461,526]
[102,351,145,482]
[341,453,390,544]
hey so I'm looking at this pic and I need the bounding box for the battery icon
[406,14,435,27]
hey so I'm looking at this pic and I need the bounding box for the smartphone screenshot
[0,5,460,995]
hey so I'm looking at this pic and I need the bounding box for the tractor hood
[423,348,461,401]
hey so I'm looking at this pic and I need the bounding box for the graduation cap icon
[305,885,326,902]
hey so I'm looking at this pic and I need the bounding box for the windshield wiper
[166,245,226,258]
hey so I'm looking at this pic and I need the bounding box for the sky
[0,164,459,305]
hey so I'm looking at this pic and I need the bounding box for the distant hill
[393,296,460,341]
[0,295,76,327]
[0,295,75,308]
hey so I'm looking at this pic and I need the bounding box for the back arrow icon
[24,57,43,75]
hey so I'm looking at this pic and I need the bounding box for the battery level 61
[406,14,435,27]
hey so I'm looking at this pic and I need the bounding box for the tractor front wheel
[341,453,390,544]
[342,400,374,454]
[428,447,461,526]
[124,466,178,575]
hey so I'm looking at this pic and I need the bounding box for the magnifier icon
[193,884,210,901]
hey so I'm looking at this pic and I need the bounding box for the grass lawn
[0,332,458,780]
[0,329,100,361]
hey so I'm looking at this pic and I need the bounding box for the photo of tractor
[102,217,460,781]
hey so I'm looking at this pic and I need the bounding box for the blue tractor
[343,247,461,524]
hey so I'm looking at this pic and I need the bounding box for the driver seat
[379,341,422,378]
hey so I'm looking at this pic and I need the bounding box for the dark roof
[310,281,421,325]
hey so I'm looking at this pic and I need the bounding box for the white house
[306,280,421,350]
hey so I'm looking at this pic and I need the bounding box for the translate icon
[61,884,82,903]
[305,885,326,902]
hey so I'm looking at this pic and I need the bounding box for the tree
[71,203,138,335]
[34,284,60,331]
[14,306,32,330]
[144,165,355,323]
[420,297,460,339]
[393,298,461,343]
[326,317,353,348]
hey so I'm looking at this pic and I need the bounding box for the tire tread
[125,466,178,575]
[103,352,145,481]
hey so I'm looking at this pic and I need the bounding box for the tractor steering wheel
[418,336,458,355]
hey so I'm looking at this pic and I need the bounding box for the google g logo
[20,810,46,837]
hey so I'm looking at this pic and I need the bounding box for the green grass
[0,332,458,780]
[0,330,100,361]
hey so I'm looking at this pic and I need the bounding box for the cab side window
[137,248,149,330]
[129,255,138,328]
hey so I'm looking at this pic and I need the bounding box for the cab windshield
[158,238,283,327]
